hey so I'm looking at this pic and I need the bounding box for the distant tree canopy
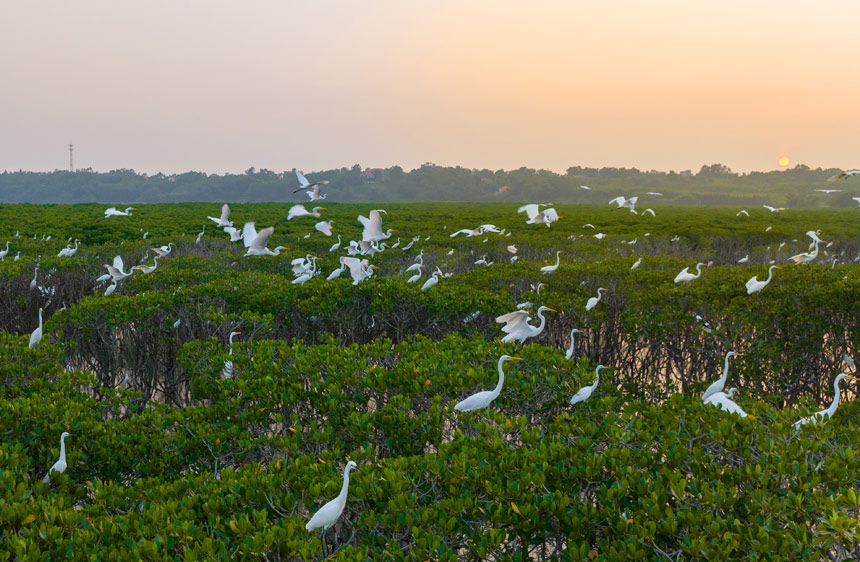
[0,163,853,207]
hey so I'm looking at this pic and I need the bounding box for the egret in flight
[569,365,605,405]
[286,205,325,221]
[496,306,555,344]
[793,373,859,428]
[517,204,560,226]
[293,170,329,201]
[102,207,134,219]
[454,355,523,412]
[207,204,233,227]
[358,210,392,242]
[42,432,72,483]
[243,225,286,256]
[827,170,860,181]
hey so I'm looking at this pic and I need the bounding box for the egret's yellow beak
[510,357,524,361]
[546,308,557,312]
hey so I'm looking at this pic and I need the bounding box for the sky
[2,0,859,175]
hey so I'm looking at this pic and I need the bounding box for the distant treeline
[1,163,857,206]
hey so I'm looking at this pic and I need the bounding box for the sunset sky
[2,1,859,174]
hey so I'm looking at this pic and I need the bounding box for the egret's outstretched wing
[496,310,531,334]
[249,227,273,252]
[543,208,559,222]
[296,170,310,188]
[242,222,258,248]
[288,204,309,220]
[517,204,540,220]
[220,204,230,224]
[112,255,124,271]
[608,197,626,207]
[450,229,474,238]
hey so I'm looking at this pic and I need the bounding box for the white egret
[421,271,439,291]
[642,208,656,217]
[327,258,347,280]
[585,288,606,311]
[593,233,606,240]
[454,355,523,412]
[42,432,72,483]
[738,255,749,263]
[496,306,555,344]
[223,226,243,242]
[29,308,43,349]
[287,205,325,220]
[222,331,241,379]
[844,354,856,372]
[341,257,376,285]
[104,280,117,296]
[703,389,748,417]
[13,251,20,261]
[58,239,79,257]
[315,221,334,236]
[328,235,342,252]
[207,204,233,227]
[0,242,10,260]
[794,373,859,428]
[647,192,664,196]
[630,257,642,271]
[153,243,175,258]
[506,245,517,254]
[244,226,286,257]
[745,265,779,294]
[104,256,135,281]
[540,251,562,274]
[827,170,860,181]
[293,259,317,285]
[474,256,493,266]
[702,351,736,401]
[565,328,580,360]
[132,257,159,275]
[788,239,820,264]
[30,267,38,291]
[102,207,134,219]
[762,205,785,213]
[569,365,605,405]
[293,170,329,201]
[518,204,560,226]
[815,189,842,194]
[736,210,749,217]
[305,460,360,545]
[406,268,422,283]
[580,185,591,190]
[674,262,707,283]
[196,226,206,243]
[608,196,638,213]
[357,210,392,242]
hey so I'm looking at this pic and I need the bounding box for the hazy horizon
[3,1,859,175]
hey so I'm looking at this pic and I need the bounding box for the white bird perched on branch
[496,306,555,344]
[153,243,175,258]
[305,460,361,542]
[674,262,707,283]
[42,432,72,483]
[421,271,439,291]
[454,355,523,412]
[703,388,748,417]
[358,210,392,242]
[207,204,233,227]
[585,288,606,311]
[570,365,605,405]
[630,257,642,271]
[293,170,329,201]
[57,239,79,257]
[702,351,736,401]
[565,328,581,360]
[794,373,859,428]
[243,225,286,256]
[517,204,560,226]
[222,331,241,379]
[102,207,134,219]
[540,251,562,274]
[745,265,779,294]
[29,308,43,349]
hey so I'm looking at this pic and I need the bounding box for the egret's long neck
[828,377,843,416]
[765,266,775,283]
[38,309,42,328]
[592,372,600,390]
[59,435,67,462]
[338,466,352,502]
[492,359,507,397]
[720,354,731,385]
[694,263,702,278]
[535,310,547,333]
[554,252,561,267]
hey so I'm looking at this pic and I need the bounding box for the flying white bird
[585,288,606,311]
[496,306,555,344]
[454,355,523,412]
[305,460,361,540]
[762,205,785,213]
[642,208,656,217]
[153,243,175,258]
[223,226,243,242]
[243,226,286,256]
[102,207,134,219]
[207,204,233,227]
[315,221,333,237]
[287,205,325,220]
[517,204,560,226]
[745,265,779,294]
[570,365,606,405]
[104,255,135,282]
[736,210,749,217]
[341,257,376,285]
[42,432,72,483]
[293,170,329,201]
[815,189,842,194]
[358,210,392,242]
[793,373,859,428]
[647,192,664,196]
[579,185,591,190]
[674,262,707,283]
[827,170,860,181]
[608,196,638,213]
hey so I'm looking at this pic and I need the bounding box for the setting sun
[778,156,790,167]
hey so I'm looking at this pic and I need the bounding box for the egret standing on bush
[702,351,736,400]
[569,365,605,405]
[794,373,859,428]
[29,308,43,349]
[455,355,523,412]
[306,460,361,550]
[496,306,555,344]
[42,432,71,483]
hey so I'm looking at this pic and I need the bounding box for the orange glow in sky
[1,1,860,174]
